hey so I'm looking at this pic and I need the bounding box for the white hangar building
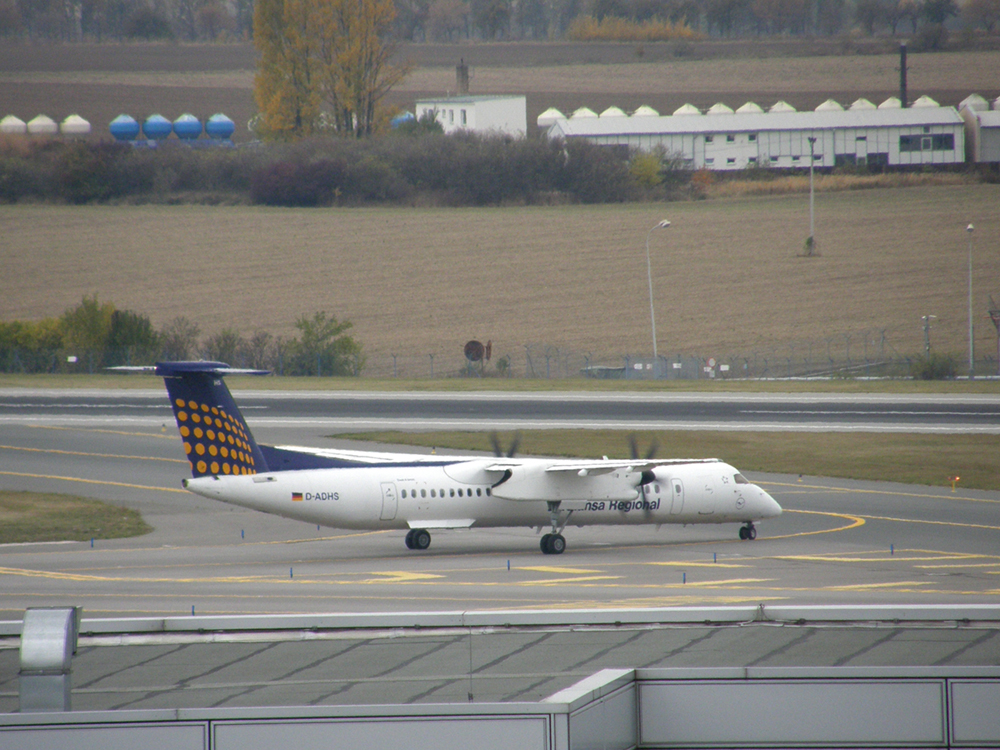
[545,98,966,170]
[415,95,527,137]
[959,94,1000,164]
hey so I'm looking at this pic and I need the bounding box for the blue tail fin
[156,361,270,478]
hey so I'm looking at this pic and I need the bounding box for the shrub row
[0,132,654,207]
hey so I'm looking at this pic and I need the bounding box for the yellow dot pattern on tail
[174,397,256,476]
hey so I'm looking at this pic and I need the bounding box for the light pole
[921,315,936,355]
[645,219,670,378]
[967,223,974,379]
[806,136,817,255]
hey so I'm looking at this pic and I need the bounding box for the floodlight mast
[807,136,817,254]
[645,220,671,378]
[967,223,975,379]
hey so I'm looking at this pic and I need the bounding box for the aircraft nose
[758,487,782,518]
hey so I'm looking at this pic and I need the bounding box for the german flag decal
[292,492,303,501]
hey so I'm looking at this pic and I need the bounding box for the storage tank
[109,114,140,141]
[173,113,202,140]
[205,113,235,140]
[27,114,58,135]
[60,114,91,136]
[0,115,26,135]
[706,102,734,115]
[631,105,659,117]
[142,114,172,140]
[672,103,701,116]
[536,108,565,128]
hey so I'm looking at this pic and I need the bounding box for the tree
[159,316,201,360]
[964,0,1000,31]
[61,294,114,354]
[287,311,363,376]
[854,0,886,34]
[253,0,407,140]
[105,309,159,366]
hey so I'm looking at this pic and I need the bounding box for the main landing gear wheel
[406,529,431,550]
[739,523,757,541]
[540,533,566,555]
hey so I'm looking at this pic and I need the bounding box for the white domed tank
[60,114,91,136]
[27,114,58,135]
[672,103,701,116]
[142,113,172,140]
[768,100,796,113]
[706,102,734,115]
[173,113,202,140]
[0,115,26,135]
[878,97,902,109]
[570,107,598,119]
[599,106,627,118]
[205,113,235,140]
[736,101,763,114]
[911,95,939,108]
[814,99,843,112]
[536,107,565,129]
[849,98,876,110]
[631,105,659,117]
[959,94,989,112]
[109,114,140,141]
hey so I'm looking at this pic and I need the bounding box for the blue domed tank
[142,114,172,140]
[109,114,140,141]
[173,113,202,140]
[205,113,235,140]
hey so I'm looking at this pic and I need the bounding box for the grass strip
[1,373,998,394]
[0,491,152,544]
[334,430,999,492]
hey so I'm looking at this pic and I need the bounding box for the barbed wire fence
[2,326,996,380]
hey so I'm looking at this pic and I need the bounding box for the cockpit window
[734,473,750,484]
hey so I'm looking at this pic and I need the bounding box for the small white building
[959,95,1000,164]
[414,95,527,137]
[546,99,966,170]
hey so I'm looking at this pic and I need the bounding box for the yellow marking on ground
[822,581,935,591]
[770,553,984,563]
[917,563,1000,569]
[30,425,176,440]
[763,480,1000,505]
[367,571,444,582]
[0,470,187,493]
[646,562,747,568]
[766,508,866,539]
[516,576,622,585]
[518,566,603,575]
[0,444,186,464]
[856,514,1000,532]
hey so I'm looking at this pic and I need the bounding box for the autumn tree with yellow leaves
[253,0,407,140]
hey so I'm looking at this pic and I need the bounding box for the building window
[449,110,454,123]
[770,155,779,162]
[704,135,714,143]
[460,109,467,125]
[726,134,735,142]
[727,157,736,164]
[900,133,954,152]
[792,155,800,161]
[748,157,757,163]
[748,133,757,142]
[813,153,822,160]
[705,157,715,165]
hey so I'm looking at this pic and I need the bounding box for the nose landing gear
[739,523,757,541]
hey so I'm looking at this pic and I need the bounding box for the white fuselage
[183,458,781,532]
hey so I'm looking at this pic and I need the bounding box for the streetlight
[967,223,974,379]
[921,315,936,355]
[645,219,670,378]
[806,136,817,256]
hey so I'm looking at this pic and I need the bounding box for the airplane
[134,361,782,555]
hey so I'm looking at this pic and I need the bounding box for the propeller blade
[490,433,504,458]
[506,432,521,458]
[628,434,639,460]
[645,439,659,460]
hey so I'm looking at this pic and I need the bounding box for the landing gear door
[670,479,684,515]
[380,482,398,521]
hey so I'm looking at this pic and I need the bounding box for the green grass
[1,372,998,394]
[336,430,1000,492]
[0,491,152,544]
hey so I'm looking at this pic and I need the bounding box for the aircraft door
[670,479,684,515]
[380,482,398,521]
[697,474,717,515]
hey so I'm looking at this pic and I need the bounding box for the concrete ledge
[2,604,1000,638]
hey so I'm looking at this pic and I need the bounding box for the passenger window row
[401,487,491,499]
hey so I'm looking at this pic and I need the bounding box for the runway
[1,388,998,432]
[1,389,999,620]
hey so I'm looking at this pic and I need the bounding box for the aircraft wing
[272,445,463,465]
[543,458,721,476]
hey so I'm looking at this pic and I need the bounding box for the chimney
[899,43,907,108]
[456,59,469,95]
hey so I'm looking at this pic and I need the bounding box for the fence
[2,327,996,380]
